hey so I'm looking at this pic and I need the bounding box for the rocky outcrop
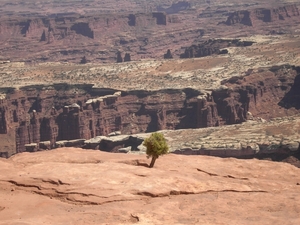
[20,19,46,37]
[197,93,219,128]
[217,65,300,121]
[152,12,167,25]
[164,49,173,59]
[80,56,88,64]
[180,39,255,59]
[55,139,86,148]
[124,53,131,62]
[83,134,145,152]
[128,14,136,26]
[157,1,190,14]
[225,4,300,26]
[24,143,38,152]
[225,10,253,26]
[256,5,300,22]
[168,115,300,160]
[279,68,300,110]
[40,30,46,41]
[116,52,123,63]
[0,106,7,134]
[70,22,94,39]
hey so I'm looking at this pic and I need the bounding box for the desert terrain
[0,0,300,224]
[0,148,300,225]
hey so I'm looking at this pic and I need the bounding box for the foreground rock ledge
[0,148,299,224]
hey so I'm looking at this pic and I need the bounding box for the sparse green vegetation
[143,132,169,168]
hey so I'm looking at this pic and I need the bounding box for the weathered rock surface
[165,115,300,165]
[81,114,300,165]
[0,148,299,224]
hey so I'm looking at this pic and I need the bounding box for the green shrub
[143,132,169,168]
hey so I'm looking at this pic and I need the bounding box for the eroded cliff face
[0,12,179,63]
[217,65,300,122]
[180,39,254,59]
[0,2,298,64]
[0,65,299,157]
[0,86,201,156]
[225,4,300,26]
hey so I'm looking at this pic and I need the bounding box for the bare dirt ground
[0,147,299,225]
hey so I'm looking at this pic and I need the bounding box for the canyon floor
[0,147,300,225]
[1,34,300,91]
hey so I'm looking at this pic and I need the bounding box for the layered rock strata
[0,65,299,157]
[0,11,200,63]
[0,2,299,63]
[168,116,300,161]
[76,115,300,163]
[225,4,300,26]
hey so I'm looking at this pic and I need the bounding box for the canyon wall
[217,65,300,121]
[0,3,298,63]
[225,4,300,26]
[0,65,299,157]
[0,12,181,63]
[0,86,200,156]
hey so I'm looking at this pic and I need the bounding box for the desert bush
[143,132,169,168]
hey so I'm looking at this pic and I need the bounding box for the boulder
[118,146,131,153]
[55,139,85,148]
[84,136,107,149]
[24,143,38,152]
[84,134,146,152]
[280,141,299,152]
[39,141,51,150]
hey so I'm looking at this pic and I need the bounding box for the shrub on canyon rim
[143,132,169,168]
